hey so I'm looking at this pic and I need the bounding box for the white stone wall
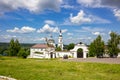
[30,48,47,58]
[118,53,120,57]
[30,48,56,59]
[55,51,72,58]
[70,44,88,58]
[30,43,89,59]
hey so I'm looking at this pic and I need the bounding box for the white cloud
[92,32,100,35]
[61,5,74,9]
[77,0,120,21]
[62,18,72,25]
[89,15,111,23]
[44,20,55,25]
[81,26,105,32]
[77,0,101,8]
[0,35,16,39]
[37,24,59,33]
[74,26,106,35]
[37,24,68,34]
[62,29,68,33]
[33,37,45,41]
[7,26,36,33]
[113,9,120,21]
[70,10,91,24]
[80,27,106,36]
[77,0,120,8]
[67,33,73,36]
[108,31,112,34]
[68,10,110,25]
[0,0,63,14]
[0,34,17,43]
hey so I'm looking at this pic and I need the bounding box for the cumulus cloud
[7,26,36,33]
[62,29,68,33]
[70,10,91,24]
[68,10,110,25]
[44,20,55,25]
[77,0,120,8]
[37,24,59,33]
[0,0,63,14]
[77,0,120,21]
[37,24,67,34]
[113,9,120,21]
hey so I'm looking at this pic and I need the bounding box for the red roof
[31,44,48,48]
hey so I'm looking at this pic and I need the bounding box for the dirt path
[0,76,16,80]
[62,57,120,64]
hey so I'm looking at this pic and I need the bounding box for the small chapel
[30,30,88,59]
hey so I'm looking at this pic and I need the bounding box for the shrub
[17,48,28,58]
[63,55,68,59]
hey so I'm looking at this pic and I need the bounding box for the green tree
[89,42,96,57]
[108,32,120,58]
[89,35,105,58]
[67,43,75,50]
[9,38,15,56]
[14,39,21,56]
[8,38,21,56]
[55,47,62,51]
[17,48,28,58]
[0,47,5,55]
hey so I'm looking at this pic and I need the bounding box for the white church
[30,30,88,59]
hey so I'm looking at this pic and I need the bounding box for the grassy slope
[0,57,120,80]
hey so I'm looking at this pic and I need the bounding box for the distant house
[30,44,55,58]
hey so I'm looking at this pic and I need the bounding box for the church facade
[30,30,88,59]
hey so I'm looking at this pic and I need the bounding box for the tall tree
[95,35,105,57]
[67,43,75,50]
[89,42,96,57]
[89,35,105,58]
[55,47,62,51]
[14,39,21,56]
[8,38,21,56]
[108,32,120,58]
[9,38,15,56]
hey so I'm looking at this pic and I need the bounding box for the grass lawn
[0,57,120,80]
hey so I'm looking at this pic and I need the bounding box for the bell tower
[58,30,63,50]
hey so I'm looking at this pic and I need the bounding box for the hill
[0,42,35,48]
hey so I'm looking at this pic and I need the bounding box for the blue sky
[0,0,120,44]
